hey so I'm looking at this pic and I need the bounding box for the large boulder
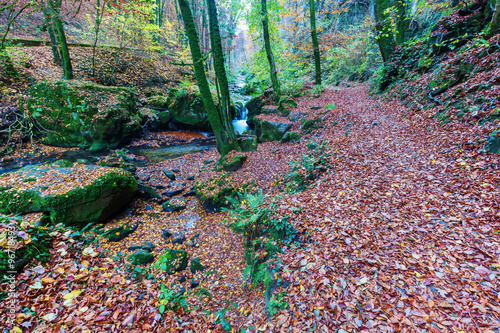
[245,96,262,129]
[24,80,141,151]
[254,115,292,142]
[168,88,210,130]
[0,165,137,226]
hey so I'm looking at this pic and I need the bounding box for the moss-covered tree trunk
[48,0,73,79]
[41,0,61,65]
[395,0,407,45]
[206,0,240,145]
[177,0,239,156]
[309,0,321,85]
[486,0,500,38]
[261,0,280,98]
[374,0,395,62]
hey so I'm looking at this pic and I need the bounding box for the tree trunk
[42,0,62,65]
[261,0,280,98]
[177,0,239,156]
[206,0,240,145]
[485,0,500,38]
[48,0,73,79]
[91,0,103,77]
[374,0,395,62]
[309,0,321,85]
[395,0,407,45]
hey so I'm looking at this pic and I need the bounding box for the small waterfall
[231,75,251,134]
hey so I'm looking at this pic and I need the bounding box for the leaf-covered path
[0,85,498,333]
[270,86,500,332]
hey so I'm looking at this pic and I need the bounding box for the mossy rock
[102,222,138,242]
[169,88,209,130]
[138,107,161,130]
[128,250,154,265]
[162,197,186,212]
[190,258,205,274]
[238,135,257,152]
[157,249,188,274]
[147,95,170,110]
[219,152,247,171]
[255,116,292,143]
[301,118,323,134]
[194,172,237,207]
[0,165,137,226]
[138,184,161,199]
[24,80,141,151]
[280,131,301,144]
[245,96,263,129]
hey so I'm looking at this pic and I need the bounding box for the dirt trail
[273,86,500,332]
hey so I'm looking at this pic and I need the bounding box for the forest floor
[1,85,499,332]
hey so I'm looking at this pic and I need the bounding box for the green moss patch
[24,80,141,151]
[0,165,137,226]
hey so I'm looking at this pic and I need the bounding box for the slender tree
[374,0,396,62]
[309,0,321,85]
[177,0,239,156]
[261,0,280,98]
[206,0,239,144]
[48,0,73,79]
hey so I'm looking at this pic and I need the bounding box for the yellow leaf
[41,277,55,284]
[64,289,83,300]
[428,300,434,307]
[13,327,22,333]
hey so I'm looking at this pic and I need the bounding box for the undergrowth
[280,139,333,193]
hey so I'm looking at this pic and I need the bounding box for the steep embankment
[378,0,500,155]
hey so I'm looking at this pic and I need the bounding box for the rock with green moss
[138,107,161,130]
[254,116,292,143]
[190,258,205,274]
[219,152,247,171]
[102,222,138,242]
[162,197,186,212]
[157,249,188,274]
[158,111,172,126]
[128,250,154,265]
[0,165,137,226]
[147,95,170,110]
[24,80,141,151]
[169,88,210,129]
[280,131,301,144]
[238,135,257,152]
[245,96,263,129]
[301,117,323,134]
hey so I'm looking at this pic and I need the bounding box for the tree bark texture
[206,0,239,146]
